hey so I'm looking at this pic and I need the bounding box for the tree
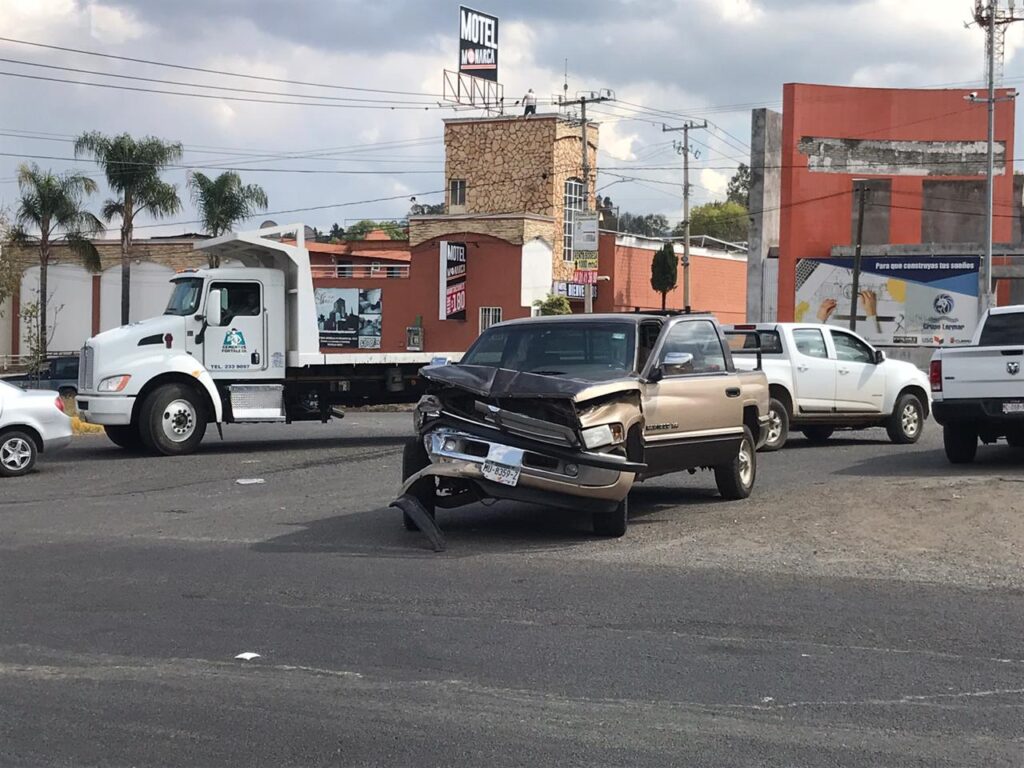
[343,219,406,241]
[0,207,17,315]
[328,222,345,242]
[683,201,749,244]
[74,132,183,325]
[7,164,103,359]
[533,294,572,315]
[650,242,678,311]
[616,212,670,238]
[187,171,268,265]
[727,163,751,207]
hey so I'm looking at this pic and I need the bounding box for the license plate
[482,460,521,486]
[1002,401,1024,414]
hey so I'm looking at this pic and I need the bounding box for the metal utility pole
[970,1,1023,314]
[560,91,611,313]
[664,121,707,312]
[849,181,870,332]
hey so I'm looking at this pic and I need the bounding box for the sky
[0,0,1020,237]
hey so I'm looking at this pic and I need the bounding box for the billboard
[316,287,382,349]
[459,6,498,82]
[572,211,599,275]
[794,256,980,346]
[440,240,467,321]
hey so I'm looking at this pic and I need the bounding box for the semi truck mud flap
[390,494,446,552]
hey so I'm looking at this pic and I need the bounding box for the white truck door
[829,329,885,412]
[789,328,837,412]
[203,280,269,378]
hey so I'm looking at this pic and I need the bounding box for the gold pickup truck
[395,313,769,543]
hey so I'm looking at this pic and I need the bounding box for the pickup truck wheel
[104,425,144,451]
[139,383,207,456]
[714,427,756,500]
[802,426,834,444]
[401,438,434,531]
[886,393,923,444]
[943,424,978,464]
[593,495,629,538]
[0,430,37,477]
[762,398,789,451]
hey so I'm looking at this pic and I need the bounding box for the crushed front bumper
[403,424,644,512]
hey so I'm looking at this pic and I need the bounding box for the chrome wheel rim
[738,438,754,487]
[1,437,33,471]
[901,403,920,437]
[766,409,783,445]
[161,399,197,443]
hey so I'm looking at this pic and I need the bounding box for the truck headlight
[581,423,625,449]
[97,375,132,392]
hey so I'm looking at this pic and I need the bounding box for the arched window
[563,177,585,262]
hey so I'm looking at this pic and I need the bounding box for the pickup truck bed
[931,305,1024,462]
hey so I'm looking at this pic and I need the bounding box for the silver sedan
[0,380,73,477]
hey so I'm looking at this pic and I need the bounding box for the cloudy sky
[0,0,1019,236]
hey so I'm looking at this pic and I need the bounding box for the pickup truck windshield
[979,313,1024,346]
[164,278,204,316]
[461,322,637,380]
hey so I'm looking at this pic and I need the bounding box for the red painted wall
[595,234,748,323]
[778,83,1015,320]
[312,234,530,354]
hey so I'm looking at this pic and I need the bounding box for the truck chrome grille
[79,345,94,390]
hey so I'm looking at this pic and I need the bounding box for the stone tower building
[440,115,599,281]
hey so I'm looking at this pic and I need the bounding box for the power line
[0,57,439,105]
[0,35,444,98]
[0,70,448,110]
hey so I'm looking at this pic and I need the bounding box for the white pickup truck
[723,323,931,450]
[930,305,1024,463]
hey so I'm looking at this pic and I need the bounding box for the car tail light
[929,359,942,392]
[54,396,66,413]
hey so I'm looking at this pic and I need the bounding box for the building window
[563,177,585,262]
[480,306,502,333]
[449,178,467,209]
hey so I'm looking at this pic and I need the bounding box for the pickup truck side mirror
[206,289,223,327]
[647,352,694,382]
[873,349,886,365]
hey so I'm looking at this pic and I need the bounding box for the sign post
[573,211,599,311]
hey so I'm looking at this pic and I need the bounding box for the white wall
[100,261,175,330]
[520,238,553,308]
[20,265,94,354]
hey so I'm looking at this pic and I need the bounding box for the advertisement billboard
[316,288,382,349]
[439,240,467,321]
[459,6,498,82]
[572,211,599,275]
[794,256,980,346]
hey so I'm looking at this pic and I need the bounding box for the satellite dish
[259,220,278,230]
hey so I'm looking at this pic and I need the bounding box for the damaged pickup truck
[394,313,769,543]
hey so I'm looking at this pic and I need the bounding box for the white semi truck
[76,224,457,455]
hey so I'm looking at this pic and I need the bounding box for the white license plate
[1002,401,1024,414]
[482,460,521,486]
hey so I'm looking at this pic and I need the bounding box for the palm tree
[187,171,268,266]
[74,132,183,325]
[9,163,103,359]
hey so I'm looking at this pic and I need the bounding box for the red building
[768,83,1016,322]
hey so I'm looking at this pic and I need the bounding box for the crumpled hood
[420,364,641,402]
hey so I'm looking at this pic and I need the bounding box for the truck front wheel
[139,383,208,456]
[593,495,629,538]
[943,423,978,464]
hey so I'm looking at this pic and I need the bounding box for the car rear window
[979,313,1024,346]
[726,330,782,354]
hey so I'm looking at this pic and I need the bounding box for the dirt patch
[579,475,1024,589]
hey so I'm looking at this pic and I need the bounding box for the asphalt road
[1,416,1022,767]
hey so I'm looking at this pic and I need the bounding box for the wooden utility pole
[663,121,707,312]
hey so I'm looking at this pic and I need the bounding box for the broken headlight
[413,394,443,431]
[581,423,625,449]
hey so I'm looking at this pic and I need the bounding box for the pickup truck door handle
[796,364,809,372]
[725,387,741,398]
[838,368,850,375]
